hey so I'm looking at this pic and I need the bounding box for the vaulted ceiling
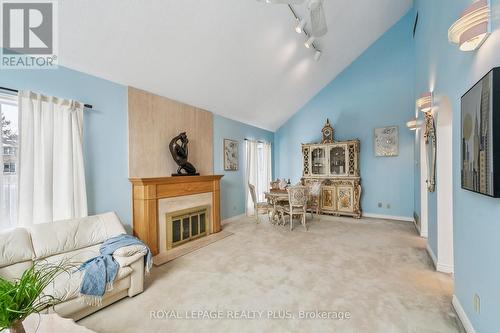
[59,0,412,131]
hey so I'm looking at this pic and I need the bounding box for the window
[0,92,18,230]
[3,162,16,174]
[3,146,15,155]
[245,140,272,215]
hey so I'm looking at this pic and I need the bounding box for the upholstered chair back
[287,186,308,207]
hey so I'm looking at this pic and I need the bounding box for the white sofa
[0,212,146,320]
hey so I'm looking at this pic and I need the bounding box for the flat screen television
[461,67,500,197]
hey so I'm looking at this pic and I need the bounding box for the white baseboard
[437,262,454,274]
[221,214,245,225]
[426,243,437,269]
[412,218,422,235]
[362,213,414,222]
[425,243,454,274]
[452,295,476,333]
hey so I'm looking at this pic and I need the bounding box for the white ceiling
[59,0,412,131]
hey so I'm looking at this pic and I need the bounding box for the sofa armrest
[113,252,145,268]
[128,256,145,297]
[113,244,147,257]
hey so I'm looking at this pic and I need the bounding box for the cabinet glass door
[311,147,327,175]
[330,146,347,175]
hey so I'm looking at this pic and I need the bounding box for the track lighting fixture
[305,36,315,48]
[259,1,324,61]
[314,50,321,61]
[295,18,306,33]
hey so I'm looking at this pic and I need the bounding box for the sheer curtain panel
[245,140,272,216]
[17,91,87,226]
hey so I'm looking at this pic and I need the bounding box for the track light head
[295,19,306,33]
[314,50,321,61]
[305,36,315,48]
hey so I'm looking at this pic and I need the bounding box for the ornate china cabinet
[301,119,362,218]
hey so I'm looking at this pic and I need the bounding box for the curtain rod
[244,138,270,144]
[0,86,93,109]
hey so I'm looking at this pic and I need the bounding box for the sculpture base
[171,173,200,177]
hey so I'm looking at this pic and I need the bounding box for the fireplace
[166,205,209,249]
[129,175,223,256]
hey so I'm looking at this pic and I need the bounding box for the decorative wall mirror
[424,112,436,192]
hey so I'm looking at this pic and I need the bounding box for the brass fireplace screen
[166,205,209,249]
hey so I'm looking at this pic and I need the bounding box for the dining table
[264,190,289,224]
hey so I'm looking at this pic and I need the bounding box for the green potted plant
[0,261,73,333]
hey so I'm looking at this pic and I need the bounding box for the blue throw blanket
[77,234,152,305]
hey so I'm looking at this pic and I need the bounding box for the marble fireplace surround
[158,193,212,254]
[129,175,223,256]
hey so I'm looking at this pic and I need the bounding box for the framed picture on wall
[461,67,500,197]
[224,139,238,171]
[374,126,399,157]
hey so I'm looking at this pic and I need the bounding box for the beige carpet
[79,215,463,333]
[153,230,234,266]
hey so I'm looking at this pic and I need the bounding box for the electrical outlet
[378,202,382,208]
[473,294,481,314]
[386,203,391,209]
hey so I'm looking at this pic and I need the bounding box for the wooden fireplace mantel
[129,175,223,255]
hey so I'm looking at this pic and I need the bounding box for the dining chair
[278,185,308,231]
[248,183,271,223]
[307,181,322,219]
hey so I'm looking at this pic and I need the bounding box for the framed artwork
[223,139,238,171]
[374,126,399,157]
[461,67,500,197]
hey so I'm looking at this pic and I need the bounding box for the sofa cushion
[0,227,34,268]
[50,276,132,320]
[45,266,133,302]
[30,212,126,260]
[40,244,133,302]
[0,261,33,281]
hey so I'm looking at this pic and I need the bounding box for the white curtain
[17,91,87,226]
[245,140,272,216]
[0,92,19,230]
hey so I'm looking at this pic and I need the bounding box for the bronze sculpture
[169,132,199,176]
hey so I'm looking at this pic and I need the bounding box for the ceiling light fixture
[417,92,433,113]
[260,2,323,61]
[448,0,490,51]
[305,36,315,48]
[314,50,321,61]
[295,18,306,33]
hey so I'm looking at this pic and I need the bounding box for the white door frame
[435,96,454,274]
[419,126,428,238]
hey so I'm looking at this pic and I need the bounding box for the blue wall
[213,115,274,220]
[0,67,276,226]
[414,0,500,331]
[275,12,416,218]
[0,66,131,229]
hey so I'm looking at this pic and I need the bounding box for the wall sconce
[416,92,433,113]
[448,0,490,51]
[406,119,424,131]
